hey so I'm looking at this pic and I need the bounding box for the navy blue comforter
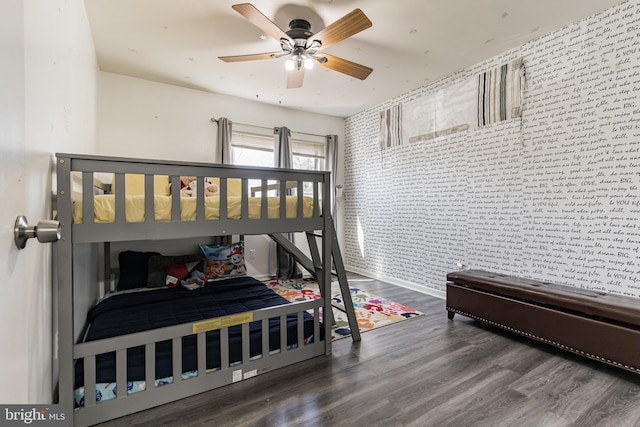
[74,276,319,388]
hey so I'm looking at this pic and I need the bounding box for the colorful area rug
[266,278,424,340]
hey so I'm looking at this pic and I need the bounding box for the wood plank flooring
[97,274,640,427]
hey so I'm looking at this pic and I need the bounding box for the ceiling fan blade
[309,9,372,50]
[232,3,290,43]
[219,52,283,62]
[287,69,305,89]
[316,53,372,80]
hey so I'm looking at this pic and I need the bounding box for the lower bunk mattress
[74,276,320,406]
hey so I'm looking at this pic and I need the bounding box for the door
[0,0,97,403]
[0,0,40,404]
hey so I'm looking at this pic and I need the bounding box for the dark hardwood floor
[97,274,640,427]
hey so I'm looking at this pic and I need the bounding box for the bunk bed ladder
[269,216,361,342]
[305,216,361,342]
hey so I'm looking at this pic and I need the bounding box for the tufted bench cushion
[446,270,640,328]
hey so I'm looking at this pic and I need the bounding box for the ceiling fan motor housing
[286,19,313,39]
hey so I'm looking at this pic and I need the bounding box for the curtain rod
[210,118,325,139]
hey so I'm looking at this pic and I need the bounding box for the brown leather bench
[446,269,640,373]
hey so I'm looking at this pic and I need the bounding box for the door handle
[14,215,61,249]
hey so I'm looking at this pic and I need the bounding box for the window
[231,130,325,171]
[231,128,326,197]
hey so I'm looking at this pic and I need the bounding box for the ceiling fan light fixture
[285,59,295,70]
[304,58,314,69]
[307,40,321,50]
[280,38,292,52]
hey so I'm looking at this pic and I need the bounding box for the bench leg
[447,310,455,320]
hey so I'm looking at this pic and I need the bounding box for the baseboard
[345,265,446,300]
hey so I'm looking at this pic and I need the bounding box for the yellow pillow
[112,174,171,196]
[210,177,242,197]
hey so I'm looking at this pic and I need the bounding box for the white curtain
[270,127,301,279]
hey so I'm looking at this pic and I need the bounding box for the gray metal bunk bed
[54,153,340,426]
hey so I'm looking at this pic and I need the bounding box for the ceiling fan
[218,3,373,88]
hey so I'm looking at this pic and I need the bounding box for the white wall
[96,72,345,277]
[344,0,640,298]
[0,0,97,403]
[97,71,345,161]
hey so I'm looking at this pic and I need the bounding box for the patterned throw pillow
[199,241,247,281]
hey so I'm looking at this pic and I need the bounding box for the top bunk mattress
[72,194,315,223]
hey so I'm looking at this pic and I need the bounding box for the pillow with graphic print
[199,241,246,281]
[147,254,203,288]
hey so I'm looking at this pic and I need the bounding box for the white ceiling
[85,0,625,118]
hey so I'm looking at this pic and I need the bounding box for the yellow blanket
[72,195,315,223]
